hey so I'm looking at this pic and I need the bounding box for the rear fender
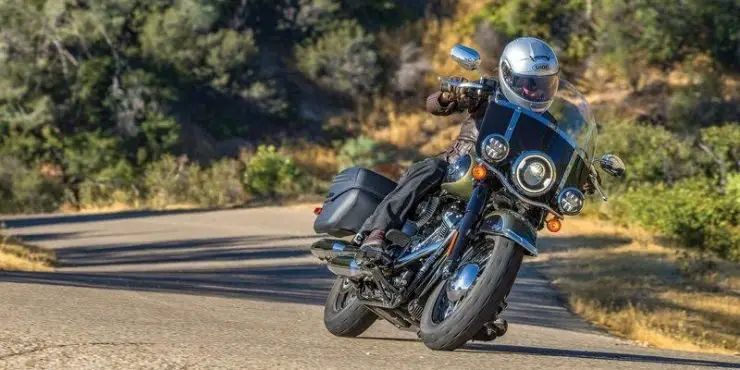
[478,211,538,256]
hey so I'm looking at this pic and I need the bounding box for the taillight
[313,207,323,215]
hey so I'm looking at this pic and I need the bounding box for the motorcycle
[309,44,626,351]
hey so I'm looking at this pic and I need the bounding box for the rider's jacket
[425,84,557,164]
[425,91,487,163]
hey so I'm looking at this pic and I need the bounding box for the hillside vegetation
[0,1,738,260]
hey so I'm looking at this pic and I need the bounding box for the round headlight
[481,134,510,163]
[557,187,585,215]
[512,152,556,197]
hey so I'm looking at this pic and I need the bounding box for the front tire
[419,236,523,350]
[323,277,377,337]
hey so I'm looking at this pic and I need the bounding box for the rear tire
[323,277,377,337]
[419,236,523,350]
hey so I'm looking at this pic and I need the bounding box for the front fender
[479,210,538,256]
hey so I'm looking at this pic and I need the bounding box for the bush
[336,136,389,170]
[597,0,740,69]
[142,154,191,208]
[613,175,740,261]
[596,121,699,190]
[76,160,139,210]
[295,20,381,96]
[188,158,248,207]
[0,157,64,213]
[666,70,739,131]
[473,0,595,65]
[244,145,302,197]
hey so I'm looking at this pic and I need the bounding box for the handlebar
[439,76,495,99]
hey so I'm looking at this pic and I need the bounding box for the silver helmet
[498,37,560,113]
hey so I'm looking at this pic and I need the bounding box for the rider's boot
[356,229,394,268]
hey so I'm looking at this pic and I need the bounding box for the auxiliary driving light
[557,187,585,215]
[481,134,510,163]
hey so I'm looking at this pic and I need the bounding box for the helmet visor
[502,63,559,103]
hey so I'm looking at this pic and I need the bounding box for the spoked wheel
[419,236,523,351]
[323,277,377,337]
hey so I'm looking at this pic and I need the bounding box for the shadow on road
[56,235,316,267]
[465,344,739,368]
[356,337,737,368]
[2,209,212,229]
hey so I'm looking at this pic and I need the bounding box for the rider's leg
[359,157,448,251]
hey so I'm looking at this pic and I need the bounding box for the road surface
[1,207,738,369]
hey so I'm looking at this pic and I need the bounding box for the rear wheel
[323,277,377,337]
[419,236,523,350]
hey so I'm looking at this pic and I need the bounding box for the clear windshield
[546,80,597,160]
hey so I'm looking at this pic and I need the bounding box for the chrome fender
[479,211,538,256]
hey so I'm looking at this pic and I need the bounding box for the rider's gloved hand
[439,91,455,105]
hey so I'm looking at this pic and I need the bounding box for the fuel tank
[440,154,476,200]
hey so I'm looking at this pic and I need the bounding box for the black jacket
[425,91,487,162]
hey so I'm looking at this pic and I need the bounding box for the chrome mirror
[450,44,481,71]
[597,153,626,178]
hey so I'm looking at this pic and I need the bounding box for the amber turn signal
[471,164,488,181]
[546,217,562,233]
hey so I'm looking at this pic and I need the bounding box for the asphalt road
[1,207,738,369]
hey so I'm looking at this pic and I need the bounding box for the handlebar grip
[439,76,461,94]
[439,76,493,98]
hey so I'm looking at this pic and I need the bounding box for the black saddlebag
[313,167,397,237]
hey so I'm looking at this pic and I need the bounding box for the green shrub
[700,124,740,170]
[188,158,248,207]
[597,0,740,69]
[666,71,739,132]
[596,121,699,190]
[142,154,191,208]
[473,0,595,64]
[336,136,389,170]
[295,20,381,96]
[0,157,64,213]
[613,175,740,261]
[244,145,302,197]
[76,160,139,209]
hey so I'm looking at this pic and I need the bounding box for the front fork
[442,182,491,278]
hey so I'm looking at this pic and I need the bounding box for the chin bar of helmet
[482,162,564,219]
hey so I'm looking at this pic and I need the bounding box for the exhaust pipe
[394,229,455,269]
[310,239,358,261]
[311,238,369,278]
[327,255,372,278]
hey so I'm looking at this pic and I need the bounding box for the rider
[358,37,561,263]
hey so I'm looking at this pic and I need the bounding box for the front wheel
[419,236,523,350]
[323,277,377,337]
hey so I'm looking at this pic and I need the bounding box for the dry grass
[0,229,55,272]
[532,218,740,355]
[287,141,340,180]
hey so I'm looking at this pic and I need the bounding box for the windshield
[546,80,597,160]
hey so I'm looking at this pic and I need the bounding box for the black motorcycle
[309,44,626,351]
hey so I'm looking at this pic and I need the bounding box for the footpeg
[356,245,394,268]
[310,239,357,261]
